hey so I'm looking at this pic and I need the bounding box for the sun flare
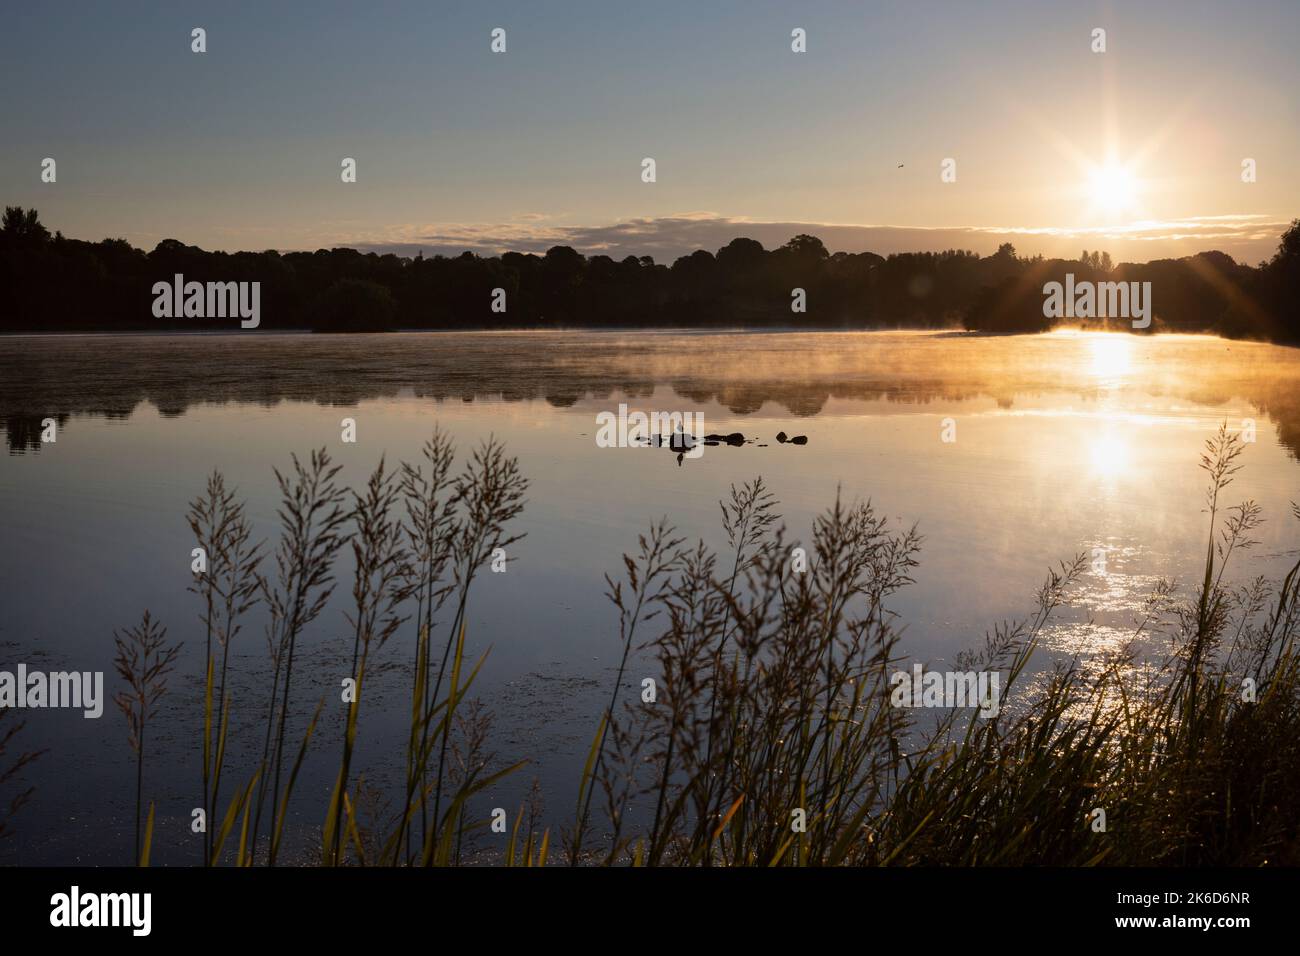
[1087,162,1139,216]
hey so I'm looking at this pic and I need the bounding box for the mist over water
[2,329,1299,863]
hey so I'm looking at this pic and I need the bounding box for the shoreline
[0,326,1278,345]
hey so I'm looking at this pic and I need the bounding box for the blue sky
[3,0,1297,262]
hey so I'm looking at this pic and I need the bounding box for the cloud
[327,213,1292,265]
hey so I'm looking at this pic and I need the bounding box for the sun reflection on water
[1087,333,1134,383]
[1089,429,1131,478]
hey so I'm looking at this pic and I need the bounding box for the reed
[0,709,43,846]
[252,448,349,865]
[397,429,459,858]
[584,422,1300,866]
[187,470,263,865]
[86,422,1300,866]
[567,518,685,864]
[426,437,528,841]
[322,458,408,865]
[111,610,181,864]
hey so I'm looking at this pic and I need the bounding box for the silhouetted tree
[1,208,1296,340]
[1263,220,1300,342]
[313,279,399,331]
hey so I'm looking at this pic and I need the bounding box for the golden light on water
[1087,332,1134,382]
[1085,335,1135,476]
[1089,430,1131,477]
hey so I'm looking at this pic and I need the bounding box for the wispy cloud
[324,213,1292,265]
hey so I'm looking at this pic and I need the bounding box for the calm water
[2,329,1299,864]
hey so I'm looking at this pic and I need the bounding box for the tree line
[2,206,1298,342]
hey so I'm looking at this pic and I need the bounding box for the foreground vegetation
[3,206,1299,342]
[2,424,1298,866]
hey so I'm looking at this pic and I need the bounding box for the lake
[2,329,1299,864]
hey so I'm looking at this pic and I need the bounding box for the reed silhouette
[111,610,182,864]
[0,709,43,846]
[188,471,263,866]
[57,424,1300,865]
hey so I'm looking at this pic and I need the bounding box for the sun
[1087,162,1139,215]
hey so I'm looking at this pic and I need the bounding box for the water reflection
[1089,429,1131,478]
[2,329,1299,863]
[3,330,1300,457]
[1086,332,1133,384]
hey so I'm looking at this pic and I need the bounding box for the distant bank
[4,207,1298,344]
